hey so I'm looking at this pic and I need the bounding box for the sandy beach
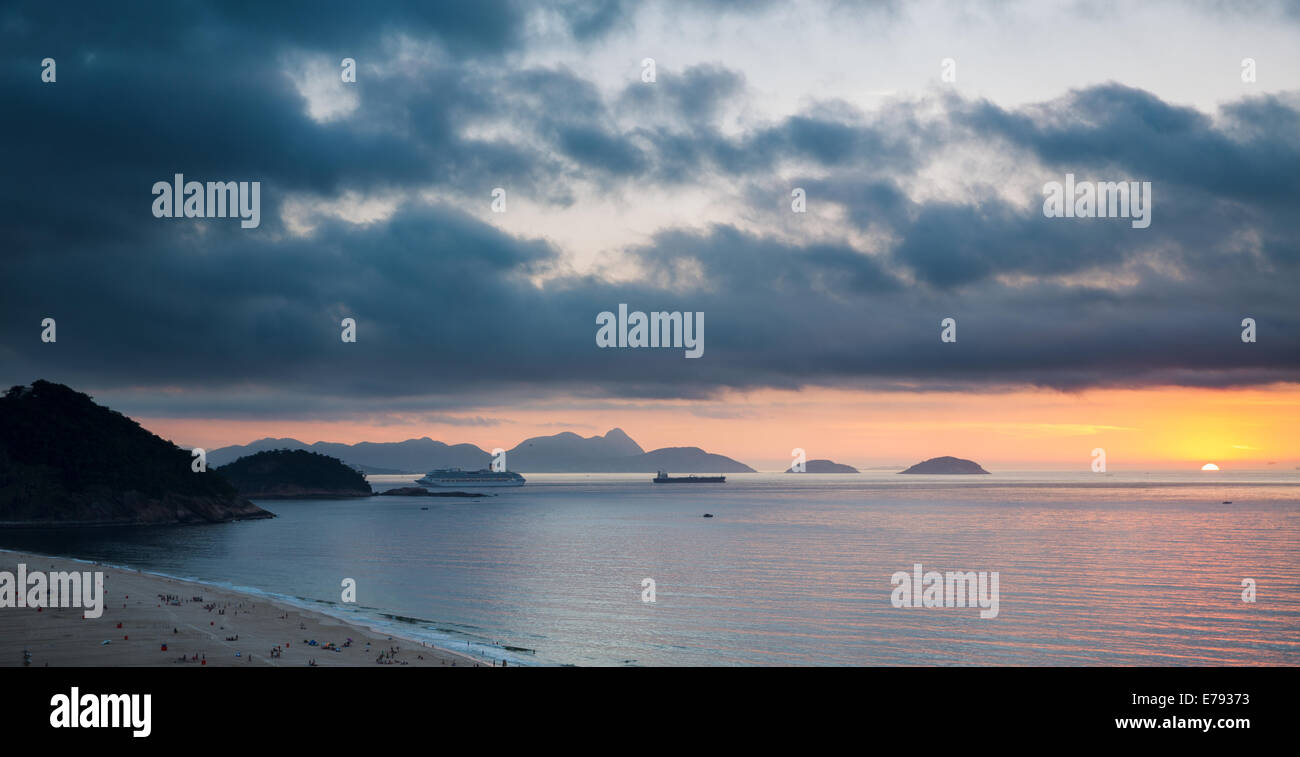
[0,549,491,668]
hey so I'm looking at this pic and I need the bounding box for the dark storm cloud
[552,0,638,39]
[500,67,649,178]
[1,0,526,57]
[1,2,1298,420]
[618,63,746,123]
[959,85,1300,212]
[614,222,1298,392]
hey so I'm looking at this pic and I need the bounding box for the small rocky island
[377,486,487,498]
[217,449,373,498]
[786,459,860,473]
[0,381,273,526]
[899,456,990,474]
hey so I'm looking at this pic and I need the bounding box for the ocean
[2,471,1297,666]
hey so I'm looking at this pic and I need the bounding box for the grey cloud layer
[2,2,1297,418]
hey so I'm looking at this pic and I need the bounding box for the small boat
[653,471,725,483]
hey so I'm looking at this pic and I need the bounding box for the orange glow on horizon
[137,384,1300,472]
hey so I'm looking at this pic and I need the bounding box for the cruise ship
[416,468,526,488]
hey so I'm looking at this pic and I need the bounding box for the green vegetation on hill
[217,449,372,498]
[0,381,271,525]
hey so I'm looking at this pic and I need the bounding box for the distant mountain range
[207,428,756,474]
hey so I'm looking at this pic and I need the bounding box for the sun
[1201,463,1220,471]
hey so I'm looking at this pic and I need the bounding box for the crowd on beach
[155,595,440,666]
[376,644,409,665]
[8,558,494,667]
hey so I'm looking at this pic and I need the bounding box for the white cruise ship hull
[416,469,526,488]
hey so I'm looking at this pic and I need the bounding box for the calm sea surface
[3,471,1298,666]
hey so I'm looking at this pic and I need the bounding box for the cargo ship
[417,468,525,488]
[652,470,725,483]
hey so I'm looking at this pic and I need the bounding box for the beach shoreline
[0,548,495,668]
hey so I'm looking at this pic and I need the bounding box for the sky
[3,0,1298,470]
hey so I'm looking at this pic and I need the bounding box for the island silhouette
[899,456,990,474]
[786,459,859,473]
